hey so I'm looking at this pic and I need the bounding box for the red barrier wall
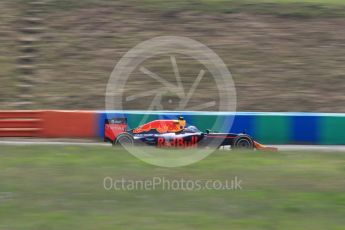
[0,110,97,138]
[41,111,96,138]
[0,110,43,137]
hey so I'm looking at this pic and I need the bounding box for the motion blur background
[1,2,345,230]
[1,0,344,112]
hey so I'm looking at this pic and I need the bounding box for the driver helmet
[178,116,186,129]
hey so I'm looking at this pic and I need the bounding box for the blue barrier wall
[97,111,345,145]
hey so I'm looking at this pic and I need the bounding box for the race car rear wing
[105,118,127,125]
[104,118,128,141]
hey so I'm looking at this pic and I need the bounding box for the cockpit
[183,126,200,133]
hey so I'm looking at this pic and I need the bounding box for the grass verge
[0,145,344,229]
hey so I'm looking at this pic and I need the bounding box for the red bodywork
[133,120,184,134]
[104,118,127,142]
[104,118,184,142]
[104,118,278,151]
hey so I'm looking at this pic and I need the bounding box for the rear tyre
[114,133,134,147]
[232,135,254,150]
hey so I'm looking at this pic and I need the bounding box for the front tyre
[232,135,254,150]
[114,133,134,147]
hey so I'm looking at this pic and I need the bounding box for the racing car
[104,116,277,151]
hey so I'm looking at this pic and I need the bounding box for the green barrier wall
[320,116,345,145]
[98,111,345,145]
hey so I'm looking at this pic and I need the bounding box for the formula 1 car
[104,117,277,151]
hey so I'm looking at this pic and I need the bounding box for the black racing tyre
[104,137,112,143]
[114,133,134,147]
[232,135,254,150]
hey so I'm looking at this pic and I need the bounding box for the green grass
[0,145,345,229]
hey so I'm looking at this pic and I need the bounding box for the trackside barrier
[0,110,97,138]
[0,110,345,144]
[98,111,345,145]
[0,111,43,137]
[41,110,96,138]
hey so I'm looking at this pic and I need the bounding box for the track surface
[0,138,345,151]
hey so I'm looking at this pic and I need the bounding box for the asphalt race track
[1,138,345,152]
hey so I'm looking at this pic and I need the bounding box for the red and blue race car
[104,116,277,151]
